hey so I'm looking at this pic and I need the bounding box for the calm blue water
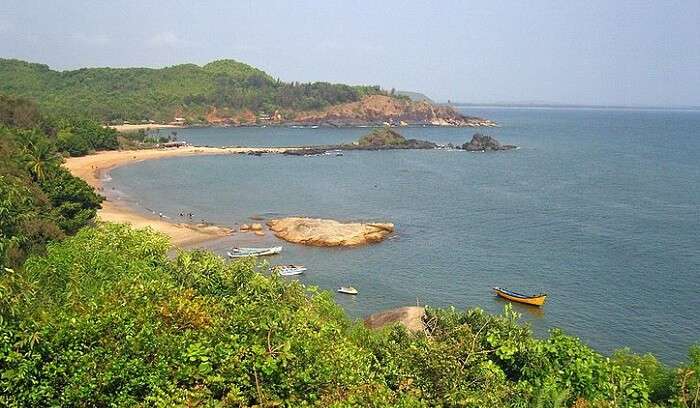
[109,107,700,364]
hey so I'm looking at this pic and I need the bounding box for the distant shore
[64,146,295,246]
[107,122,499,132]
[108,123,184,132]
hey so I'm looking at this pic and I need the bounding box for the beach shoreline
[64,146,294,246]
[108,123,184,132]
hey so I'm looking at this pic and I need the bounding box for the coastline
[64,146,294,246]
[108,123,183,132]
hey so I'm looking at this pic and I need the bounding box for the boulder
[267,217,394,247]
[364,306,426,333]
[353,128,437,150]
[462,133,516,151]
[239,224,250,232]
[250,223,263,231]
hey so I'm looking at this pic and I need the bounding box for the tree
[56,128,89,156]
[22,135,59,182]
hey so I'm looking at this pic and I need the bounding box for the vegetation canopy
[0,58,387,123]
[0,223,698,407]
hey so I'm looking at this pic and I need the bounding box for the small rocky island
[267,217,394,247]
[461,133,517,151]
[350,128,437,150]
[282,128,516,156]
[283,128,436,156]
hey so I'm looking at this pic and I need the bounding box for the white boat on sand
[227,246,282,258]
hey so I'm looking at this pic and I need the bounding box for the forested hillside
[0,58,385,122]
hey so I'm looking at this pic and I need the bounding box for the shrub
[1,224,696,406]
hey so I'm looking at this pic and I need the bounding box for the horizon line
[448,101,700,111]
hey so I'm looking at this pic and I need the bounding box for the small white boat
[271,264,307,276]
[227,246,282,258]
[337,286,358,295]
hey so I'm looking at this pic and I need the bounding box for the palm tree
[23,137,59,182]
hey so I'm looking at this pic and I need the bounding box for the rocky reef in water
[461,133,517,151]
[282,128,435,156]
[293,95,497,127]
[267,217,394,247]
[281,130,516,156]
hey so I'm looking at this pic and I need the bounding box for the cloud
[146,31,194,48]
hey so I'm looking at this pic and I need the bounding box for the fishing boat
[227,246,282,258]
[337,286,358,295]
[270,264,307,276]
[493,287,547,306]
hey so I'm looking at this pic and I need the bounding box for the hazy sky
[2,0,699,106]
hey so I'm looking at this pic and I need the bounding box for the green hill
[0,58,385,123]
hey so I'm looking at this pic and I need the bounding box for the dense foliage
[0,58,386,122]
[1,93,120,156]
[0,125,103,268]
[1,223,698,407]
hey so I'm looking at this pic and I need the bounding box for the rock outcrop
[353,128,436,149]
[462,133,517,151]
[267,217,394,247]
[294,95,497,127]
[364,306,426,333]
[282,128,436,155]
[282,147,328,156]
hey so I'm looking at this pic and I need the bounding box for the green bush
[0,126,102,267]
[4,223,697,407]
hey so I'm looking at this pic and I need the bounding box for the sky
[1,0,699,106]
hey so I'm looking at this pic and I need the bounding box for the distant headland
[0,58,496,128]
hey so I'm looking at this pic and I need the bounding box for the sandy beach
[108,123,183,132]
[64,146,293,246]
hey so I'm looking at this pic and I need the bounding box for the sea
[107,106,700,364]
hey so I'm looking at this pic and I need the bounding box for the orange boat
[493,287,547,306]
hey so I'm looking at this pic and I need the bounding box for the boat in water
[270,264,307,276]
[337,286,358,295]
[227,246,282,258]
[493,287,547,306]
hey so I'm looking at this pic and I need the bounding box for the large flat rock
[267,217,394,247]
